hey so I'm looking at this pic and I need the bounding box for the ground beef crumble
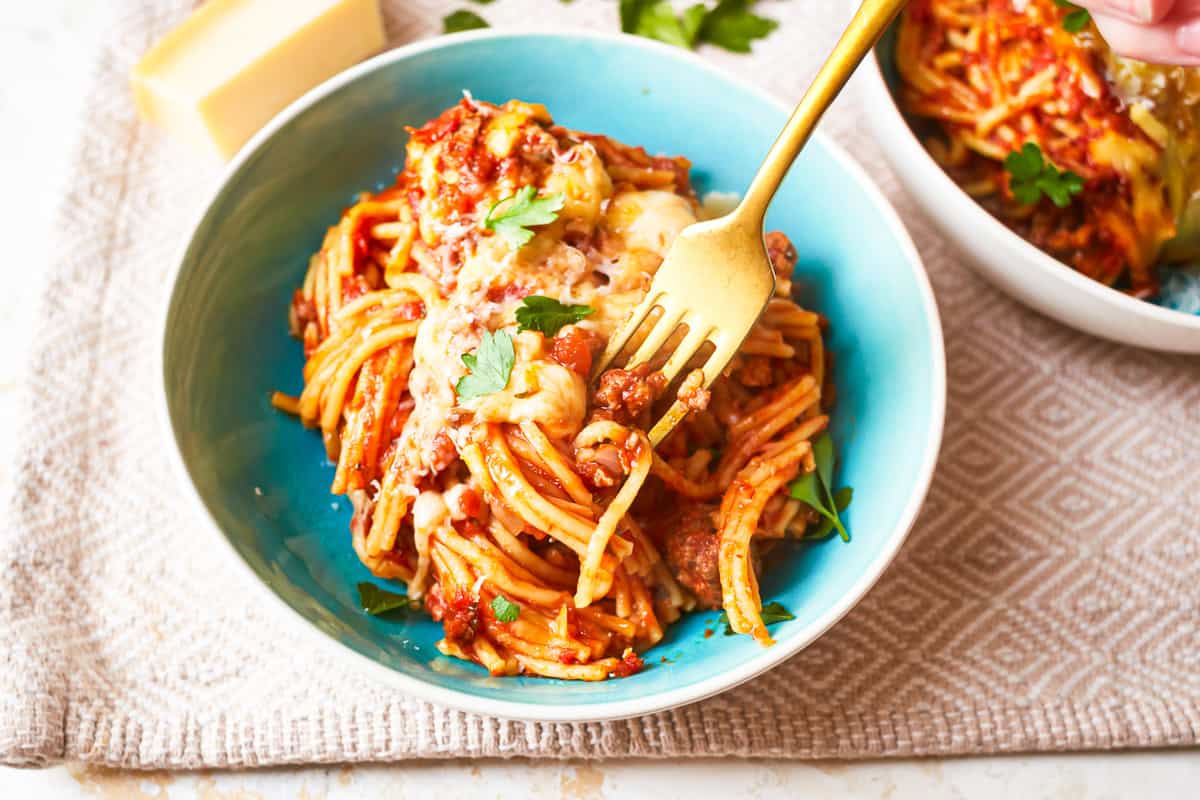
[592,364,667,426]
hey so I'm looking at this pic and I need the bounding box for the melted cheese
[544,143,614,231]
[397,102,699,461]
[602,190,697,255]
[463,334,588,440]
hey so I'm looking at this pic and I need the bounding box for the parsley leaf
[1004,141,1044,183]
[357,582,421,615]
[718,600,795,635]
[804,487,853,541]
[789,471,848,541]
[620,0,657,38]
[455,329,515,401]
[813,430,834,490]
[620,0,707,48]
[514,296,595,336]
[643,2,697,48]
[620,0,775,52]
[491,594,521,622]
[1062,9,1090,31]
[1004,142,1084,209]
[1039,169,1084,207]
[758,601,795,626]
[483,186,565,247]
[443,9,489,33]
[1053,0,1091,32]
[787,432,853,543]
[698,0,778,53]
[833,486,853,511]
[681,4,708,42]
[787,470,823,510]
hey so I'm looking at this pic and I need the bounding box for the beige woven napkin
[2,0,1198,768]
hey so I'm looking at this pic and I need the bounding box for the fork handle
[733,0,909,227]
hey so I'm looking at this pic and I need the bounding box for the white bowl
[863,47,1200,353]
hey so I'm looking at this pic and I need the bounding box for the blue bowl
[159,31,946,721]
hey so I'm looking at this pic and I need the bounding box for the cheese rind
[132,0,386,159]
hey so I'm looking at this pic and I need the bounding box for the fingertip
[1093,12,1200,63]
[1086,0,1175,23]
[1177,18,1200,54]
[1139,0,1177,23]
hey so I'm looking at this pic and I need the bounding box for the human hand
[1082,0,1200,65]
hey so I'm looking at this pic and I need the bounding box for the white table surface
[1,2,1195,796]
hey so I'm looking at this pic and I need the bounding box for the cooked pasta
[895,0,1200,297]
[274,97,837,679]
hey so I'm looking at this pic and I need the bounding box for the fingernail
[1179,21,1200,54]
[1135,0,1155,21]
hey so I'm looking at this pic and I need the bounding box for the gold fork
[594,0,908,445]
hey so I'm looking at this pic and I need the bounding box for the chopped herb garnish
[787,431,853,542]
[442,9,489,33]
[620,0,777,53]
[621,0,707,48]
[490,594,521,622]
[718,601,795,635]
[1052,0,1091,32]
[514,295,595,336]
[455,329,516,401]
[483,186,564,247]
[1062,9,1090,31]
[357,582,422,615]
[697,0,778,53]
[803,487,854,541]
[813,431,834,490]
[1004,142,1084,208]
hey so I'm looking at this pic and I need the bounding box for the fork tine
[626,303,686,369]
[646,336,739,445]
[702,337,741,387]
[659,316,713,383]
[592,290,662,376]
[647,398,690,446]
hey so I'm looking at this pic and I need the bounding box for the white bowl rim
[155,28,948,723]
[863,46,1200,334]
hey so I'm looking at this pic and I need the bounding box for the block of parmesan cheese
[132,0,386,159]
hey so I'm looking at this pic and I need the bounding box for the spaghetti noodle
[275,98,836,679]
[895,0,1200,297]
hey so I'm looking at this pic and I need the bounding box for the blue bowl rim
[156,28,948,723]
